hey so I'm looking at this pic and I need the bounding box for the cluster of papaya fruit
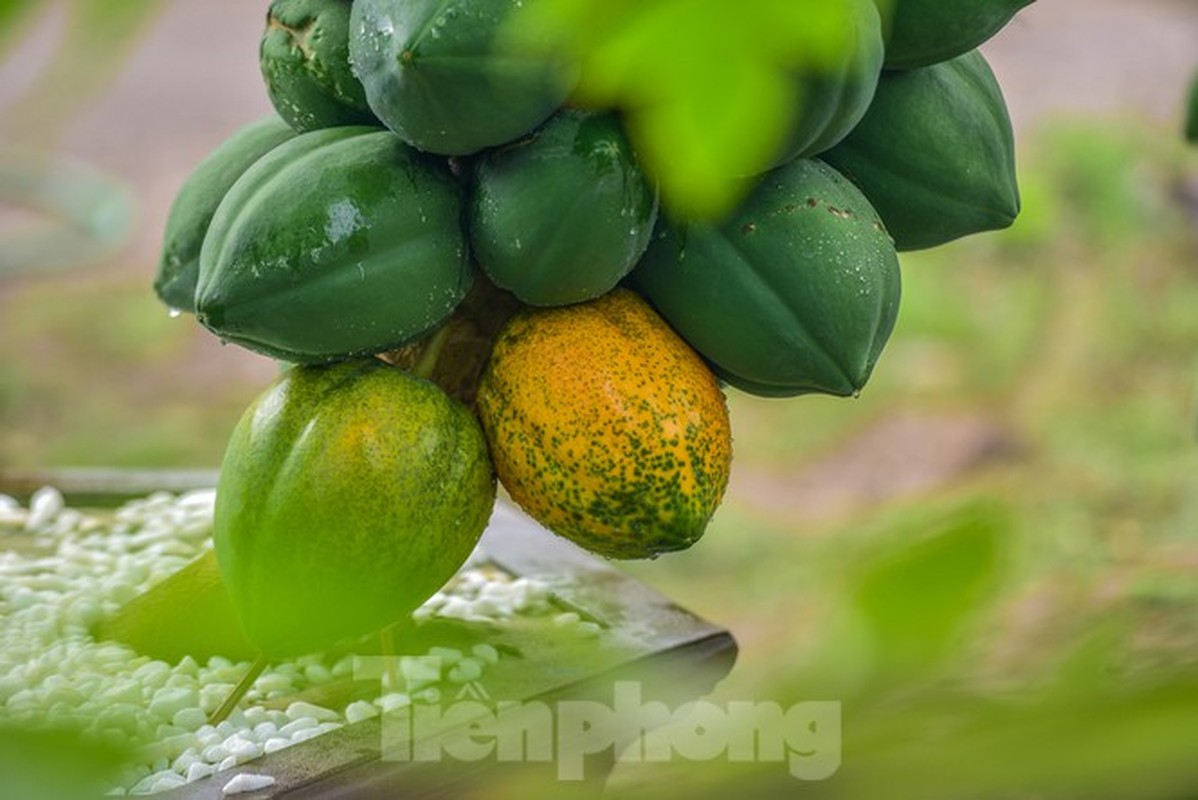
[153,0,1030,655]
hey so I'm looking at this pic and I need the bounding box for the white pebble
[285,701,338,723]
[553,612,580,627]
[222,773,276,795]
[173,707,209,731]
[471,644,499,665]
[290,727,323,744]
[202,744,230,763]
[574,621,602,639]
[25,486,64,531]
[263,737,291,754]
[428,646,462,665]
[375,692,410,713]
[217,755,237,772]
[278,717,317,738]
[344,700,378,724]
[186,762,216,783]
[437,596,472,619]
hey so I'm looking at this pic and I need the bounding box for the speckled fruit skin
[195,127,472,363]
[214,359,495,657]
[475,289,731,560]
[260,0,380,132]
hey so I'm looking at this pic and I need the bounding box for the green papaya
[155,117,296,313]
[468,109,658,306]
[879,0,1034,70]
[768,0,884,167]
[214,359,495,656]
[195,127,472,363]
[260,0,380,132]
[631,159,901,398]
[821,50,1019,252]
[348,0,576,155]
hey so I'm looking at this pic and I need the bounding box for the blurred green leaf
[509,0,880,218]
[851,501,1007,678]
[0,723,130,800]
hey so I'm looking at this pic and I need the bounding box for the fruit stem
[208,653,267,725]
[413,324,452,381]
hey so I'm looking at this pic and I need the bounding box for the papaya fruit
[879,0,1034,70]
[476,289,731,560]
[349,0,576,155]
[821,50,1019,252]
[155,116,296,313]
[631,158,901,398]
[195,127,472,363]
[213,359,495,657]
[468,109,658,306]
[260,0,380,132]
[768,0,884,167]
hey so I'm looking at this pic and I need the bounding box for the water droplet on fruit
[168,308,182,318]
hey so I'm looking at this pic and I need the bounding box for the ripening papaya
[155,116,296,313]
[468,109,658,306]
[878,0,1034,70]
[195,127,472,363]
[349,0,576,155]
[631,158,901,398]
[260,0,380,132]
[821,50,1020,251]
[214,359,495,656]
[476,289,731,560]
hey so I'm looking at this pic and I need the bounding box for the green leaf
[507,0,882,219]
[850,500,1007,678]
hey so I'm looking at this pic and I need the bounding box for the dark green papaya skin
[769,0,884,167]
[1186,69,1198,145]
[879,0,1034,70]
[821,50,1019,252]
[631,159,901,399]
[214,359,495,656]
[260,0,380,132]
[349,0,577,155]
[469,109,658,306]
[155,117,296,313]
[195,127,472,363]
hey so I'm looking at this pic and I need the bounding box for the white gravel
[0,487,587,795]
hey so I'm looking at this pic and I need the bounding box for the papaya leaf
[508,0,887,219]
[850,500,1008,680]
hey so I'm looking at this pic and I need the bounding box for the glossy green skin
[214,360,495,656]
[349,0,576,155]
[469,110,658,306]
[195,127,472,363]
[631,159,900,398]
[155,117,296,313]
[261,0,379,132]
[769,0,884,167]
[879,0,1033,70]
[822,51,1019,252]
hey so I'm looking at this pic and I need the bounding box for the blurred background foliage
[1,1,1198,797]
